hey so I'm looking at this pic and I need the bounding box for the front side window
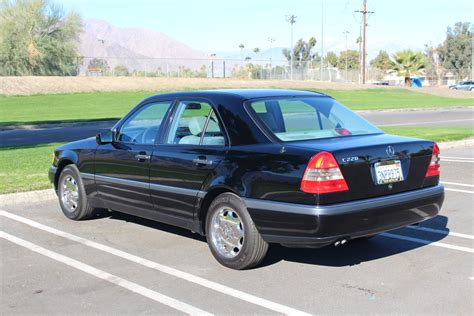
[248,97,382,142]
[118,101,172,144]
[167,101,225,146]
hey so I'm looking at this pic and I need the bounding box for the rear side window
[166,101,225,146]
[248,97,382,141]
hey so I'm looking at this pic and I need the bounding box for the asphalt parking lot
[1,145,473,315]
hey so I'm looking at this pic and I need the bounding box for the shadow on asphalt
[91,209,449,268]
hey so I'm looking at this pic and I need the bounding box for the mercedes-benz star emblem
[386,145,395,157]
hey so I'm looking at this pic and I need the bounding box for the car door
[149,99,228,227]
[94,100,174,214]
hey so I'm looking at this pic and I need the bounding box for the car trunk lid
[287,133,437,204]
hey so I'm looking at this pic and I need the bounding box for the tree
[282,36,317,68]
[87,58,109,74]
[440,22,472,80]
[370,50,391,71]
[336,50,359,70]
[238,43,245,60]
[324,51,338,67]
[113,64,129,76]
[0,0,82,76]
[425,44,445,86]
[253,47,260,57]
[389,50,426,87]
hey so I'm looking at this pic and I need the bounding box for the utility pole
[355,0,374,84]
[286,15,297,80]
[343,30,349,82]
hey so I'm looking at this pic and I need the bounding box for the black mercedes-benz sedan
[49,89,444,269]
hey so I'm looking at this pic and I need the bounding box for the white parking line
[444,188,474,194]
[442,159,474,163]
[407,225,474,240]
[441,181,474,188]
[381,233,474,253]
[441,156,474,161]
[0,231,211,316]
[0,210,311,316]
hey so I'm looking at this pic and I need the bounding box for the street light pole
[210,53,216,78]
[268,37,275,80]
[320,0,324,81]
[343,31,349,82]
[286,15,297,80]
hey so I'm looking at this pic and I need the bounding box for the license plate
[374,160,404,185]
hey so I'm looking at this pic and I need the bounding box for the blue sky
[58,0,473,59]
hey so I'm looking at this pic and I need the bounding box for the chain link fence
[76,56,471,86]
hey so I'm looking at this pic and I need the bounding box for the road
[1,145,473,315]
[1,108,473,147]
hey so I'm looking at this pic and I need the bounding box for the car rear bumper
[244,185,444,248]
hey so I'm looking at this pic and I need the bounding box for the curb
[0,189,57,206]
[356,106,474,114]
[1,138,472,204]
[438,138,474,150]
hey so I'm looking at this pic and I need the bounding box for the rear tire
[205,193,269,270]
[57,165,96,220]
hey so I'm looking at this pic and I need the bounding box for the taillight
[301,151,349,194]
[425,143,440,177]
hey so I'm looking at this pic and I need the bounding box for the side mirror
[96,130,115,145]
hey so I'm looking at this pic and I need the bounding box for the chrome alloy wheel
[210,207,245,258]
[61,175,79,212]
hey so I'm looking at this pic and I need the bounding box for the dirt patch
[1,76,472,98]
[0,76,385,96]
[414,86,474,99]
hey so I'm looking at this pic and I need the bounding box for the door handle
[193,157,213,166]
[135,154,151,161]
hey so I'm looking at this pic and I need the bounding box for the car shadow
[92,209,206,242]
[92,209,450,268]
[260,215,450,267]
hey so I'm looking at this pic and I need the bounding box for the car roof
[145,89,330,102]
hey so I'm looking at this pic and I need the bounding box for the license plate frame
[374,160,404,185]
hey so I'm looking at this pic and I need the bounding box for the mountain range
[78,19,210,73]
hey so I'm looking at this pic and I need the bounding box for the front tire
[57,165,96,220]
[205,193,269,269]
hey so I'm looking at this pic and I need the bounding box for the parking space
[1,146,473,315]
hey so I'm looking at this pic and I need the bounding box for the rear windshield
[248,97,382,141]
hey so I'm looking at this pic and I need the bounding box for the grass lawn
[1,126,472,194]
[0,142,62,194]
[1,88,472,126]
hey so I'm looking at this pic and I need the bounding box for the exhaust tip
[334,239,348,247]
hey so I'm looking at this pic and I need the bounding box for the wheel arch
[197,185,240,235]
[54,159,75,190]
[54,151,78,190]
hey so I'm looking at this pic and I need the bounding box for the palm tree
[389,50,426,87]
[239,44,245,60]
